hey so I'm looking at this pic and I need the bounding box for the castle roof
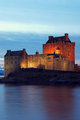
[46,33,71,44]
[5,49,27,57]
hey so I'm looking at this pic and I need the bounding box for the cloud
[0,58,4,66]
[0,58,4,61]
[75,60,80,65]
[0,21,80,35]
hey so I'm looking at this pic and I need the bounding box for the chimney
[65,33,68,40]
[36,51,39,55]
[48,36,53,40]
[7,50,11,55]
[23,49,26,52]
[22,49,28,55]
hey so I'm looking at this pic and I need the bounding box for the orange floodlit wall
[20,62,27,68]
[20,50,28,69]
[43,40,75,62]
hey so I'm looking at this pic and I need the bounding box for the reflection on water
[0,85,80,120]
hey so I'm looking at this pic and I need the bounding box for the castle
[4,33,75,77]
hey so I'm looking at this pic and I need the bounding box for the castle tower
[43,33,75,62]
[4,49,28,77]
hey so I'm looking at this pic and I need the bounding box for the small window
[11,61,13,64]
[11,57,13,60]
[6,57,8,60]
[48,57,51,60]
[15,56,17,59]
[56,59,59,61]
[15,61,17,64]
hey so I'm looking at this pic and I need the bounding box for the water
[0,85,80,120]
[0,75,4,77]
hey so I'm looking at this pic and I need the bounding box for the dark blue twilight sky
[0,0,80,65]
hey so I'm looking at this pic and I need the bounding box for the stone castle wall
[4,53,74,77]
[27,54,74,71]
[4,49,28,77]
[4,56,21,77]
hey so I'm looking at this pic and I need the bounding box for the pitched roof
[5,49,27,57]
[46,35,71,44]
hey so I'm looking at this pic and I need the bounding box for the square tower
[43,33,75,63]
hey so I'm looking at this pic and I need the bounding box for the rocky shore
[1,68,80,86]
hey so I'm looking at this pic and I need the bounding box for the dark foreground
[1,68,80,86]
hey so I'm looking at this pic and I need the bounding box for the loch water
[0,85,80,120]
